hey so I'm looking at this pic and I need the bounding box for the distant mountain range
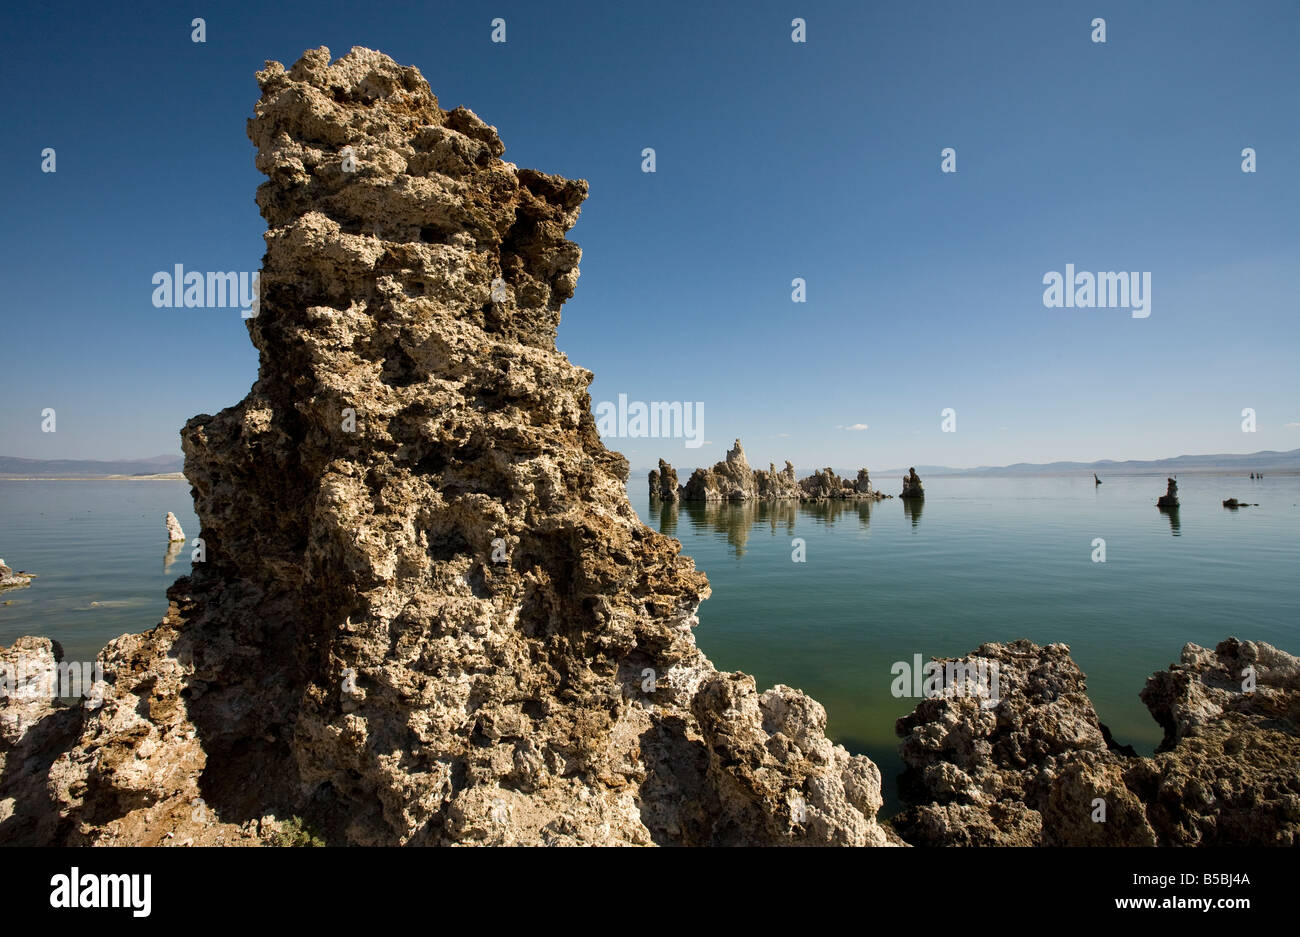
[0,455,184,476]
[629,448,1300,480]
[878,448,1300,477]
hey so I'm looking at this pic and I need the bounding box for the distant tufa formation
[651,439,887,503]
[899,467,924,500]
[0,48,898,847]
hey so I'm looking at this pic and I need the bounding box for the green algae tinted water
[630,473,1300,813]
[2,474,1296,815]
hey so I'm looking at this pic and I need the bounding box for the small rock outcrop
[899,467,924,499]
[647,458,679,502]
[756,460,802,500]
[0,560,32,593]
[1157,477,1179,508]
[799,467,856,499]
[0,48,896,847]
[165,512,186,543]
[659,439,886,503]
[892,638,1300,846]
[1222,498,1257,508]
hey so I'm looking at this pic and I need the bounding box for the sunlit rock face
[0,47,896,847]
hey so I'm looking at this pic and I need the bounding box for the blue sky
[1,0,1297,473]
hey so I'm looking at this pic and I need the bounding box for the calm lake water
[2,473,1296,814]
[630,473,1299,813]
[0,481,197,664]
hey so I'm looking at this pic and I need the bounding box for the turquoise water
[631,473,1299,812]
[2,474,1296,814]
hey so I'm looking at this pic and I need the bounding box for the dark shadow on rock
[635,719,716,846]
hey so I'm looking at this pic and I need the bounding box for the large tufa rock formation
[0,47,896,847]
[659,439,883,502]
[892,638,1300,846]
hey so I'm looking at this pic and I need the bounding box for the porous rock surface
[0,47,897,847]
[892,638,1300,846]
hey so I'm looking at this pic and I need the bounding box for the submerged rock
[0,47,895,847]
[892,638,1300,846]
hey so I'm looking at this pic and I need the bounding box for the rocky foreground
[893,637,1299,846]
[0,48,1293,848]
[652,439,888,503]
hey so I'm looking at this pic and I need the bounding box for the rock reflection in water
[677,498,873,557]
[163,540,184,572]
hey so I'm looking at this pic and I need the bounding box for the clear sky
[1,0,1297,473]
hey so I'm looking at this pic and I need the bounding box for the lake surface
[630,473,1299,812]
[0,480,196,664]
[2,473,1296,814]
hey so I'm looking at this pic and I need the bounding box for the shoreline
[0,473,186,482]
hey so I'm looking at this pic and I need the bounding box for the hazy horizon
[5,443,1300,479]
